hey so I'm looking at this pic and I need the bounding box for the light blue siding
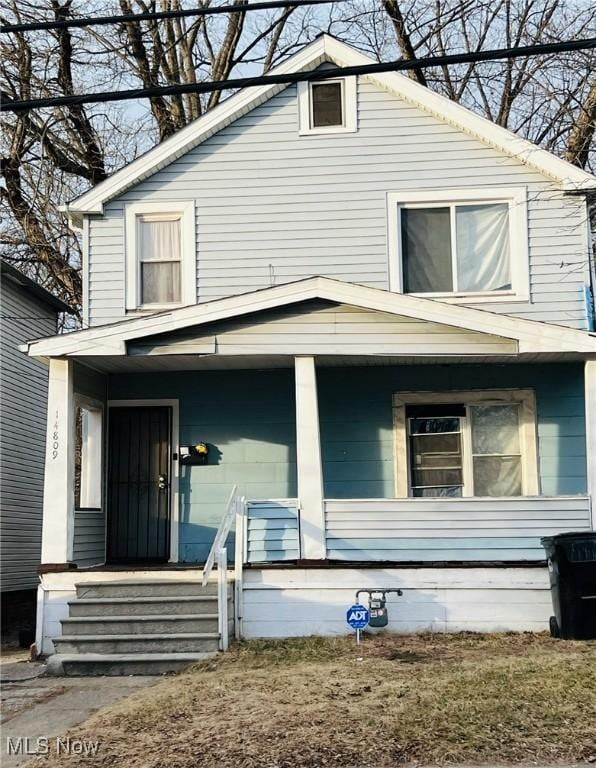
[324,497,592,562]
[246,501,300,562]
[108,369,297,562]
[108,361,587,563]
[87,79,590,328]
[317,362,587,499]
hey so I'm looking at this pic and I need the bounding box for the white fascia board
[323,36,596,192]
[65,38,328,219]
[25,277,596,358]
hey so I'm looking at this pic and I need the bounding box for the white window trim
[297,76,357,136]
[387,188,530,304]
[74,395,104,511]
[125,201,196,311]
[392,388,540,498]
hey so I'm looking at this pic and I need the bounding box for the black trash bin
[541,532,596,640]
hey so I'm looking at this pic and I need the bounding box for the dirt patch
[27,633,596,768]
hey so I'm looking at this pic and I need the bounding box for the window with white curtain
[401,202,511,294]
[393,389,539,498]
[138,214,182,305]
[125,201,196,310]
[387,189,529,302]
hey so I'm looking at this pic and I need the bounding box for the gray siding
[88,79,590,328]
[72,362,107,568]
[0,283,56,591]
[73,510,105,567]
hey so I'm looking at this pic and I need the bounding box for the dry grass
[33,633,596,767]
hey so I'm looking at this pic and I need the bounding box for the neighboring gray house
[1,261,71,608]
[20,35,596,675]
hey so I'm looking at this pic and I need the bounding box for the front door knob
[158,474,168,490]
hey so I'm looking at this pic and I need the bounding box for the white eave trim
[64,36,596,221]
[24,277,596,358]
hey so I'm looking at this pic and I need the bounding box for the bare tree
[335,0,596,170]
[0,0,314,315]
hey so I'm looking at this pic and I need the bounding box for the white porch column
[294,356,326,560]
[586,359,596,530]
[41,358,75,564]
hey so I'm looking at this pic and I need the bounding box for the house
[21,36,596,675]
[1,260,72,645]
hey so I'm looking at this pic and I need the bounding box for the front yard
[35,633,596,767]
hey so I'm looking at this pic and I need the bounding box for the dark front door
[107,406,172,563]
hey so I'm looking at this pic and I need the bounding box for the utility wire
[2,36,595,113]
[1,0,340,34]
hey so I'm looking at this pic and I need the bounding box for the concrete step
[68,595,222,617]
[75,580,226,599]
[61,615,218,636]
[53,633,220,655]
[48,652,215,677]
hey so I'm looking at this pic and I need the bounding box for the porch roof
[23,277,596,364]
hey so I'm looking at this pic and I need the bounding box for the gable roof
[1,260,73,314]
[24,277,596,357]
[64,35,596,225]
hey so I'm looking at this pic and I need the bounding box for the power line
[1,0,339,34]
[2,36,594,114]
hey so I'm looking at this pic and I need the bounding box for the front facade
[25,37,596,663]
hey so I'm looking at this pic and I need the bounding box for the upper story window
[125,201,196,311]
[298,76,357,135]
[387,188,529,303]
[393,389,539,498]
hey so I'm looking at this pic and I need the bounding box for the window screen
[138,216,182,305]
[407,407,465,497]
[311,82,343,127]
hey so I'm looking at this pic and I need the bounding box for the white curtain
[139,217,181,304]
[141,262,181,304]
[456,203,511,292]
[470,405,522,496]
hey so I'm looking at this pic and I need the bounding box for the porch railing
[202,485,246,650]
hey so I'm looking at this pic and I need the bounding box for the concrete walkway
[1,653,156,766]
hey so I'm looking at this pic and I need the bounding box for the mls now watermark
[6,736,100,757]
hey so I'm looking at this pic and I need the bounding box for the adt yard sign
[347,604,369,630]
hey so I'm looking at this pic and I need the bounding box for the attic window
[298,77,357,135]
[311,82,343,127]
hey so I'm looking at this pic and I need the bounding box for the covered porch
[28,278,596,574]
[25,278,596,648]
